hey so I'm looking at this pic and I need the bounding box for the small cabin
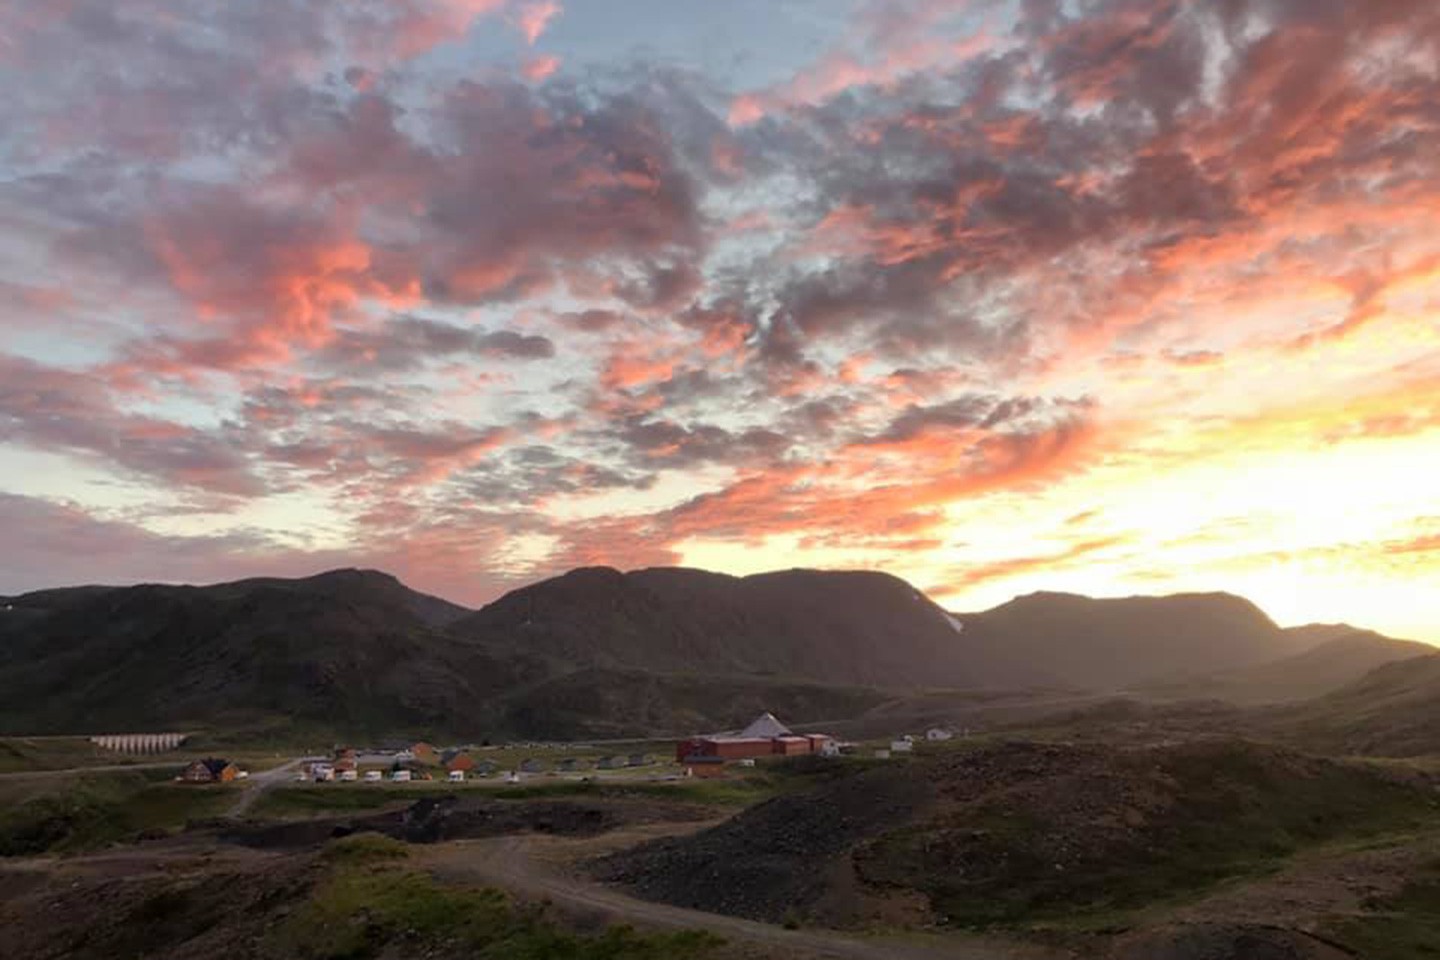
[339,769,358,782]
[392,769,412,783]
[442,751,477,773]
[925,728,953,742]
[890,740,914,753]
[447,769,466,783]
[519,758,546,774]
[363,770,383,783]
[181,758,239,784]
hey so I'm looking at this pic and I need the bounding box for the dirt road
[224,757,310,817]
[419,834,1070,960]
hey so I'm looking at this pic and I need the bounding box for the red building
[676,713,834,764]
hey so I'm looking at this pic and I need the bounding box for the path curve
[422,835,1070,960]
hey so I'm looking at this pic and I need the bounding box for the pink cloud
[513,0,560,45]
[521,54,560,81]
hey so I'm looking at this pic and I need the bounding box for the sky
[0,0,1437,641]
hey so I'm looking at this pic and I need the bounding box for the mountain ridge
[0,565,1428,739]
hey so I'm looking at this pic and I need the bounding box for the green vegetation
[319,831,411,864]
[489,776,777,806]
[1324,859,1440,959]
[277,835,724,959]
[251,785,461,818]
[0,771,235,855]
[858,742,1440,928]
[251,773,783,820]
[0,736,133,773]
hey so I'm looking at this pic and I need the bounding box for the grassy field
[0,736,141,774]
[276,833,725,959]
[0,735,300,777]
[0,770,240,855]
[250,773,783,820]
[1323,857,1440,959]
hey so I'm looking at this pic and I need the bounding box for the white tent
[738,712,792,739]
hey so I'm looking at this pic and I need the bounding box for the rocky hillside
[597,740,1438,929]
[1271,653,1440,757]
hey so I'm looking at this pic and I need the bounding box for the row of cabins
[320,743,657,782]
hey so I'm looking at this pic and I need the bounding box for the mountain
[448,566,1015,689]
[0,568,895,740]
[1138,625,1434,704]
[1,564,1415,740]
[0,569,530,737]
[948,590,1311,690]
[1271,653,1440,756]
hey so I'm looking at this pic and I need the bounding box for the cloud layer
[2,0,1438,640]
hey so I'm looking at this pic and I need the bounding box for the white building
[363,770,383,782]
[926,728,954,741]
[448,769,465,782]
[392,769,412,782]
[890,740,914,753]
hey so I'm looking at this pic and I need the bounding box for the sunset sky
[1,1,1437,641]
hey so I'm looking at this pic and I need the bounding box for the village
[172,712,962,788]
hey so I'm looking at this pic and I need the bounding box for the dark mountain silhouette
[1138,625,1433,704]
[1272,652,1440,757]
[0,569,533,737]
[0,565,1423,740]
[449,566,1010,688]
[948,590,1311,690]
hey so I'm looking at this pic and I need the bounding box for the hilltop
[0,565,1429,741]
[0,569,528,737]
[1139,626,1434,704]
[596,740,1439,931]
[1271,653,1440,757]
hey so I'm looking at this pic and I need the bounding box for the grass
[857,742,1440,929]
[0,736,136,773]
[277,834,724,959]
[0,770,238,855]
[251,786,461,818]
[1323,859,1440,959]
[250,773,783,820]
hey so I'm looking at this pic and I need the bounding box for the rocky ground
[594,739,1440,947]
[218,790,715,849]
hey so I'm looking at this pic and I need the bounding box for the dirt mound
[596,740,1438,929]
[595,760,935,924]
[220,793,711,850]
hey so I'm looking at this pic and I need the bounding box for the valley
[1,566,1437,958]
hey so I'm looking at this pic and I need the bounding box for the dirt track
[418,833,1071,960]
